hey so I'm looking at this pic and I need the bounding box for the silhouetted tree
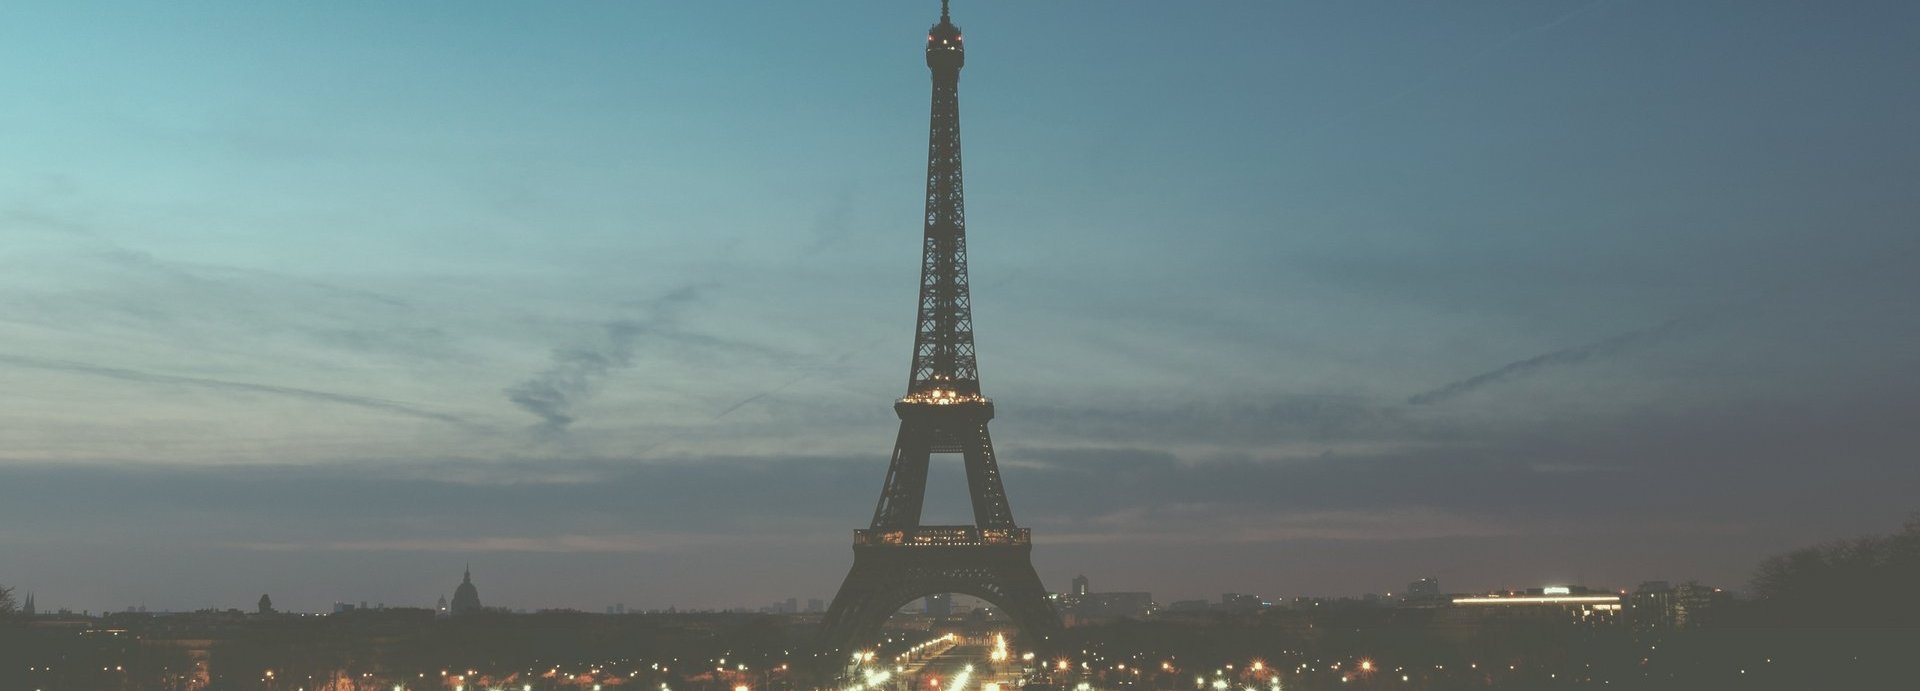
[1750,513,1920,626]
[0,584,15,616]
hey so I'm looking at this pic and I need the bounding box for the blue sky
[2,0,1917,613]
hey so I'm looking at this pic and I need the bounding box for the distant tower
[450,565,483,616]
[436,595,449,616]
[1072,575,1090,597]
[257,593,274,615]
[21,592,34,617]
[819,0,1063,655]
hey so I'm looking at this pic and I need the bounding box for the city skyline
[4,0,1920,615]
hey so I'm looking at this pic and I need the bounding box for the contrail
[0,353,477,427]
[1406,311,1696,406]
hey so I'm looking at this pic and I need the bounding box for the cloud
[0,352,476,427]
[1011,392,1417,452]
[239,533,743,554]
[1044,508,1522,545]
[1406,311,1701,405]
[504,285,706,435]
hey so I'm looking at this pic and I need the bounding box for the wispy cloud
[1044,508,1523,546]
[238,533,744,554]
[504,285,706,435]
[0,352,476,427]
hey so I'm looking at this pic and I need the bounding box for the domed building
[450,565,483,616]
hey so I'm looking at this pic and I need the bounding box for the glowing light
[1452,595,1623,605]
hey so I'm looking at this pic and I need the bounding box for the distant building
[1626,580,1726,629]
[924,593,952,617]
[22,593,35,616]
[1672,581,1728,629]
[257,594,274,615]
[807,598,825,613]
[1167,599,1210,612]
[1071,575,1090,597]
[1451,585,1623,623]
[1066,592,1155,624]
[1405,577,1444,606]
[1629,581,1675,629]
[450,566,483,616]
[436,595,449,617]
[1221,593,1265,612]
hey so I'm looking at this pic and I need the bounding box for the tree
[1750,513,1920,626]
[0,584,15,616]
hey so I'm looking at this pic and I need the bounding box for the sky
[2,0,1917,614]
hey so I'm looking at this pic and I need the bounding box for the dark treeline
[1747,514,1920,626]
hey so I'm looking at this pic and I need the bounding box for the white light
[1452,595,1622,605]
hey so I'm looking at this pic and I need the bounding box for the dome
[450,566,483,616]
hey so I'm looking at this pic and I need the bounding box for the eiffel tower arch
[819,0,1062,657]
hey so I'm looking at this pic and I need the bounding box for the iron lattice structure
[820,1,1062,657]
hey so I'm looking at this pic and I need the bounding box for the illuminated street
[846,631,1028,691]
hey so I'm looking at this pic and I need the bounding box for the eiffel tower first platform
[818,0,1063,656]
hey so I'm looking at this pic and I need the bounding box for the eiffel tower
[819,0,1062,656]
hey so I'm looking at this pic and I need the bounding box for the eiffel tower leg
[871,422,934,529]
[960,422,1015,528]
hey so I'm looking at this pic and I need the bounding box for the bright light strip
[1451,596,1621,605]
